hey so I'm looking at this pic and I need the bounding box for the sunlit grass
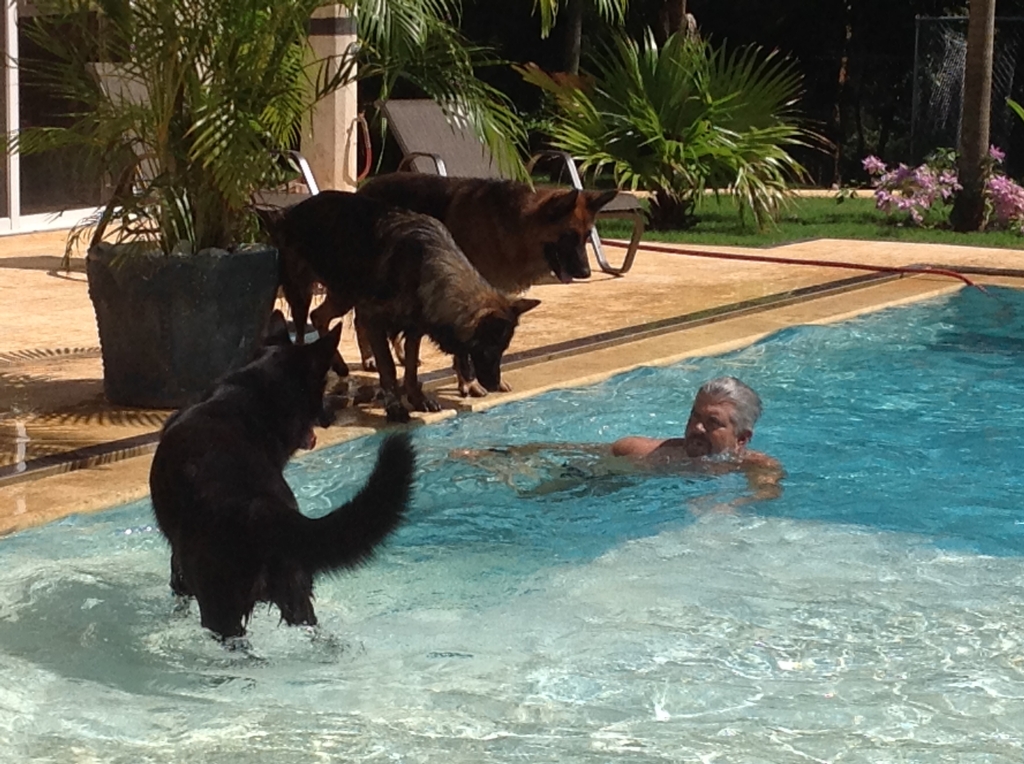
[597,193,1024,251]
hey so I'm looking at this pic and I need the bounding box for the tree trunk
[561,0,585,74]
[655,0,697,45]
[832,2,853,187]
[952,0,996,232]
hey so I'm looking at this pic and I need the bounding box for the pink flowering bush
[861,151,960,227]
[862,147,1024,233]
[985,173,1024,233]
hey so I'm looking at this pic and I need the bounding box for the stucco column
[304,5,358,191]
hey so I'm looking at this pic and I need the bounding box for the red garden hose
[604,239,987,292]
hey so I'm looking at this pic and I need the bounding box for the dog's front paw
[386,404,411,423]
[458,379,489,398]
[411,394,442,412]
[406,386,443,412]
[383,392,411,422]
[316,402,337,428]
[498,380,512,393]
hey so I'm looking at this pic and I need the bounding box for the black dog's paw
[316,402,337,428]
[385,402,411,423]
[405,387,442,413]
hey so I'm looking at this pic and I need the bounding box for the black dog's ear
[510,298,541,317]
[264,310,292,346]
[310,322,343,376]
[585,189,618,213]
[317,322,343,351]
[541,189,580,222]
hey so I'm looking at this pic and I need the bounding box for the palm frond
[522,30,827,229]
[357,1,528,177]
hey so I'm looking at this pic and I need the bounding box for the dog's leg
[364,322,409,423]
[273,569,318,628]
[311,293,350,377]
[454,353,488,398]
[280,253,315,344]
[354,310,378,371]
[402,332,441,412]
[392,335,407,366]
[354,315,408,372]
[281,278,313,346]
[169,550,193,597]
[193,580,250,640]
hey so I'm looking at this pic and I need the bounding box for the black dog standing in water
[149,311,416,641]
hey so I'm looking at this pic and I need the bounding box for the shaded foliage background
[430,0,1024,188]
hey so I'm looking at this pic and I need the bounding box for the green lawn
[596,193,1024,251]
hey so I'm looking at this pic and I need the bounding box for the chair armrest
[592,206,645,275]
[527,149,584,190]
[285,150,320,195]
[397,152,449,176]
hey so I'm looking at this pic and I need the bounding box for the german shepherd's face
[260,310,342,447]
[467,298,541,391]
[538,189,618,283]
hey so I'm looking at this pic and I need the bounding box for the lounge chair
[378,98,646,276]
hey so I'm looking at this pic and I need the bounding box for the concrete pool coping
[1,229,1023,535]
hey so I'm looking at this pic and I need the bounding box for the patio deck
[1,227,1022,535]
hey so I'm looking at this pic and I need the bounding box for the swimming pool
[1,286,1023,762]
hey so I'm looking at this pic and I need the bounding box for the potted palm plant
[14,0,527,407]
[11,0,357,407]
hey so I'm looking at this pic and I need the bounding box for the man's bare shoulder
[741,450,782,471]
[611,436,667,458]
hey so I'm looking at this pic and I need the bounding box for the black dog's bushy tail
[294,434,416,575]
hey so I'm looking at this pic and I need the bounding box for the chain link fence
[912,15,1024,173]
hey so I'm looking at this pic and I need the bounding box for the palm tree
[951,0,996,232]
[531,0,630,73]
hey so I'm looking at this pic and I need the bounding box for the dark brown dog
[266,191,540,422]
[359,174,617,290]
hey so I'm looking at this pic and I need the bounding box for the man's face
[683,394,751,457]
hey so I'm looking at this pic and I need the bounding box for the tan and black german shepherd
[265,191,540,422]
[358,174,618,291]
[324,174,614,395]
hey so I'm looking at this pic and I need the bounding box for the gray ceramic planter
[86,243,279,408]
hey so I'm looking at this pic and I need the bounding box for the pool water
[2,286,1023,762]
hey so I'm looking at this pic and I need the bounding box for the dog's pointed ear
[326,322,343,348]
[312,322,342,354]
[585,189,618,213]
[265,310,292,346]
[510,298,541,317]
[541,189,580,221]
[310,323,343,376]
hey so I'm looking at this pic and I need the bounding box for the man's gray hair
[697,376,762,434]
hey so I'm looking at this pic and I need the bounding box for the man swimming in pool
[451,376,782,501]
[611,376,778,469]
